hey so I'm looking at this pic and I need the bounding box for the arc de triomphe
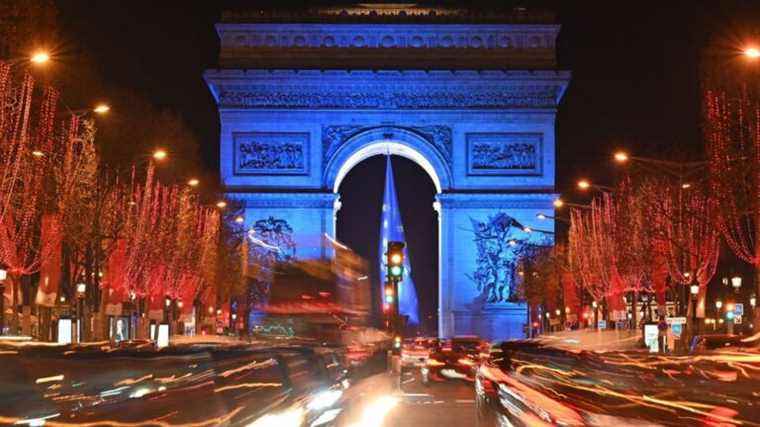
[205,5,570,341]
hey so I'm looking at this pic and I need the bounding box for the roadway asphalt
[334,367,476,427]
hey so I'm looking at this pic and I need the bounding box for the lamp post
[165,297,172,337]
[0,268,6,335]
[690,284,700,336]
[76,282,86,342]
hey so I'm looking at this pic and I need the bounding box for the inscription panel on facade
[233,132,309,175]
[466,132,542,176]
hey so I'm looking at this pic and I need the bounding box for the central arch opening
[336,152,439,335]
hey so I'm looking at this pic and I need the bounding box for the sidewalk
[532,329,640,352]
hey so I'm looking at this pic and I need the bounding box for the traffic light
[384,283,395,305]
[386,241,405,282]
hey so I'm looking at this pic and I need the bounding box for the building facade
[205,5,570,341]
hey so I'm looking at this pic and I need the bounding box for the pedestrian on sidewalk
[657,315,668,353]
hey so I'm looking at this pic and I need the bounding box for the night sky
[54,1,760,328]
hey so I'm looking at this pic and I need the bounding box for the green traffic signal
[390,265,402,277]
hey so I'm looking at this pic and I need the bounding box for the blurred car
[475,341,531,426]
[422,336,485,385]
[400,337,439,369]
[689,334,756,353]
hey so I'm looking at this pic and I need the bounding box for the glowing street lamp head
[187,178,199,187]
[93,104,110,114]
[216,201,227,209]
[30,51,50,64]
[152,149,168,161]
[234,215,244,224]
[31,150,45,158]
[536,213,547,220]
[553,198,564,208]
[745,47,760,59]
[577,179,591,190]
[613,151,629,163]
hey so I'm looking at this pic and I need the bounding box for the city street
[5,2,760,426]
[325,366,476,426]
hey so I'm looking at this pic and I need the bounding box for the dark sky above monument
[54,0,760,328]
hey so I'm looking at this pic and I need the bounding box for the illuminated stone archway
[205,12,570,341]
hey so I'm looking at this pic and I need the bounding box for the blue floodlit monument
[205,5,570,341]
[379,156,420,326]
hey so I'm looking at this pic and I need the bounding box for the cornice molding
[436,192,557,209]
[227,192,337,209]
[205,69,570,110]
[217,23,560,51]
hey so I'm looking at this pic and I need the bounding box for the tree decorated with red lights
[705,88,760,324]
[0,63,61,330]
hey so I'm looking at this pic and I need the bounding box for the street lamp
[690,284,699,297]
[577,179,591,190]
[536,213,547,220]
[216,201,227,209]
[152,149,168,161]
[93,104,110,114]
[613,151,629,163]
[234,216,244,224]
[76,283,86,342]
[731,275,742,292]
[553,198,564,208]
[715,300,723,310]
[30,51,50,65]
[744,47,760,59]
[187,178,199,187]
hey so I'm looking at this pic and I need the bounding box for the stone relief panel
[233,132,309,175]
[246,217,297,306]
[466,132,542,176]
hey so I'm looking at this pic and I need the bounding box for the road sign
[644,324,659,353]
[671,323,683,338]
[734,303,744,316]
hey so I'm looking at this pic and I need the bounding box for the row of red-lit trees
[565,174,720,333]
[0,60,244,340]
[557,85,760,336]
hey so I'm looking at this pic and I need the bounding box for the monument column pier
[437,193,556,341]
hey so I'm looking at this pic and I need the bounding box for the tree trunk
[10,275,19,334]
[631,290,638,331]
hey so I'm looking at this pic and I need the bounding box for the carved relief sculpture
[234,132,309,175]
[467,132,542,176]
[467,213,549,304]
